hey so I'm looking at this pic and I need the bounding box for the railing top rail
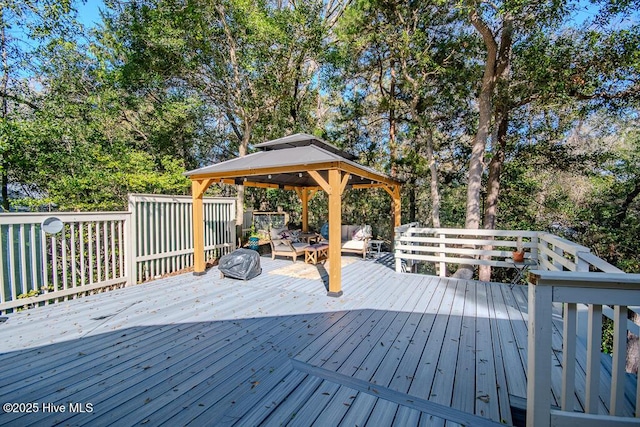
[129,193,235,203]
[537,232,591,253]
[394,222,420,233]
[397,227,539,238]
[529,270,640,287]
[577,252,624,273]
[0,212,131,224]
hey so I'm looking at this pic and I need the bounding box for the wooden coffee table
[304,243,329,265]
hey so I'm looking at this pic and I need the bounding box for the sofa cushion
[342,240,366,250]
[272,240,293,252]
[340,225,350,241]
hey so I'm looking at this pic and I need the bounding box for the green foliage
[573,125,640,272]
[3,0,640,277]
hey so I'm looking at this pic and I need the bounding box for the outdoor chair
[268,227,309,262]
[269,238,309,262]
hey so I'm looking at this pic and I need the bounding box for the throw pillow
[279,231,291,240]
[271,227,288,240]
[353,227,365,241]
[353,225,372,241]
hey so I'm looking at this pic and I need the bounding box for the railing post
[611,305,628,416]
[561,302,577,411]
[527,274,553,427]
[395,226,404,273]
[126,195,137,286]
[554,243,563,271]
[585,304,602,414]
[575,251,590,272]
[439,232,446,277]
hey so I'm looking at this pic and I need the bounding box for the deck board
[0,253,636,426]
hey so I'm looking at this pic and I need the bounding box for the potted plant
[248,226,260,251]
[512,237,525,263]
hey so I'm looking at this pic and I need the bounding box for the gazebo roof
[184,133,400,189]
[253,133,356,160]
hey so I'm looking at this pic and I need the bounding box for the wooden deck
[0,254,636,426]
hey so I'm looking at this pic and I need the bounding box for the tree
[105,0,332,224]
[0,0,78,210]
[460,0,639,280]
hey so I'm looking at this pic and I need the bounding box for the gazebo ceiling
[184,133,401,189]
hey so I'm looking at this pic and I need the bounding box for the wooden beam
[340,173,350,195]
[351,183,388,190]
[381,184,402,229]
[340,162,400,187]
[241,181,279,189]
[309,170,331,194]
[327,169,342,297]
[191,180,206,275]
[192,178,214,199]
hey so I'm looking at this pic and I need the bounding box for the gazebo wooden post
[191,178,211,276]
[384,184,402,247]
[393,184,401,228]
[301,188,309,232]
[327,169,343,297]
[296,187,318,233]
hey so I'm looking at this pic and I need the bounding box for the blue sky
[76,0,105,27]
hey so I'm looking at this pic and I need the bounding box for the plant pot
[248,237,260,251]
[512,250,525,263]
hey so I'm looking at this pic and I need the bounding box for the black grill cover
[218,248,262,280]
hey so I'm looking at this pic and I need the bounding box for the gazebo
[185,133,403,296]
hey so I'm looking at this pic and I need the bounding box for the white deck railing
[0,194,236,313]
[0,212,131,313]
[528,271,640,426]
[394,225,640,425]
[393,225,624,275]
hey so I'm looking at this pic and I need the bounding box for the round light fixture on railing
[41,217,63,234]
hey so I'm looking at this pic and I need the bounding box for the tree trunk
[456,9,499,279]
[389,62,397,177]
[426,127,441,228]
[389,61,398,226]
[457,9,513,280]
[465,7,499,230]
[236,131,249,227]
[479,108,508,281]
[408,179,416,223]
[465,54,496,229]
